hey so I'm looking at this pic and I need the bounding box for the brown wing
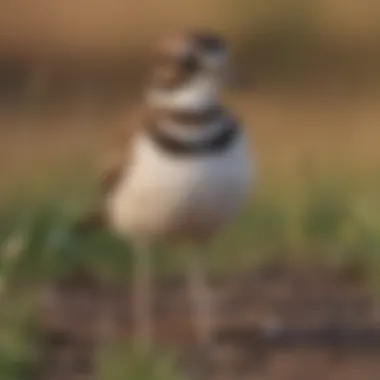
[73,108,140,234]
[98,138,130,196]
[99,104,143,194]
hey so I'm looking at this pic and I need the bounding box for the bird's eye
[179,54,199,72]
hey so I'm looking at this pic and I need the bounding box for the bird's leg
[185,244,215,375]
[133,241,153,355]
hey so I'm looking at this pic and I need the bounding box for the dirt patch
[40,263,380,379]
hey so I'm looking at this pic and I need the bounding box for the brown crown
[149,31,227,89]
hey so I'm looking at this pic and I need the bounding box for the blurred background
[1,0,380,379]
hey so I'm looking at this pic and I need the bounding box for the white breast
[106,131,254,242]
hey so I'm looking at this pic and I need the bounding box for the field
[1,87,380,379]
[2,0,380,378]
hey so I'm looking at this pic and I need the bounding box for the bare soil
[39,263,380,379]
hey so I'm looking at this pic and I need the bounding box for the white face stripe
[146,74,221,112]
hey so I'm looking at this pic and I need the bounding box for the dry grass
[1,2,380,378]
[3,89,380,267]
[1,88,380,380]
[1,0,380,54]
[1,89,380,198]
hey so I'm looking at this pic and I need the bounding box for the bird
[75,30,254,364]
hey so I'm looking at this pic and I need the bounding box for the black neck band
[146,118,239,156]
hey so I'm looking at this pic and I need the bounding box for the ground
[1,46,380,380]
[39,262,380,379]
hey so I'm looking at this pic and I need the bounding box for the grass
[0,290,42,380]
[3,180,380,378]
[97,341,183,380]
[1,90,380,377]
[1,1,380,371]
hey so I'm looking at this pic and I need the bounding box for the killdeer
[77,31,254,360]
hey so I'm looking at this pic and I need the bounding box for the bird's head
[148,31,237,90]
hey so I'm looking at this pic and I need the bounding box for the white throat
[147,75,220,112]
